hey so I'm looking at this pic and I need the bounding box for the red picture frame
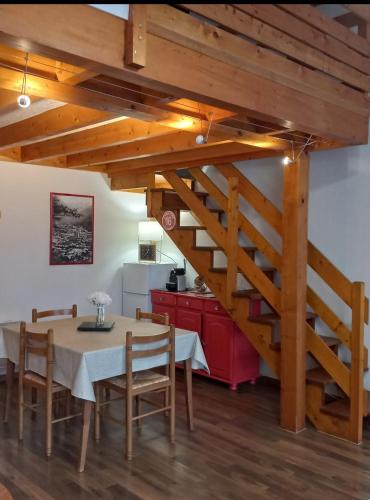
[50,192,94,265]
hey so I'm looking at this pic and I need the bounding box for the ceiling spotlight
[18,53,31,109]
[282,156,293,166]
[196,134,206,145]
[17,94,31,109]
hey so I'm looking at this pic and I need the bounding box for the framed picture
[50,193,94,265]
[139,243,156,262]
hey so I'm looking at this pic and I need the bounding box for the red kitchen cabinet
[151,290,260,390]
[176,308,202,335]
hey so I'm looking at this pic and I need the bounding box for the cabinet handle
[186,301,190,306]
[159,297,163,302]
[214,305,219,311]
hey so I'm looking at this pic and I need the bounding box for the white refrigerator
[122,262,175,318]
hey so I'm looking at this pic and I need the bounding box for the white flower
[88,291,112,307]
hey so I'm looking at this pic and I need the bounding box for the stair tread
[321,393,370,419]
[193,246,257,252]
[306,366,335,384]
[209,265,275,274]
[232,289,262,299]
[250,311,317,325]
[271,335,340,352]
[152,188,208,198]
[177,225,207,230]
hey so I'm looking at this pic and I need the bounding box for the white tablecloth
[0,315,209,402]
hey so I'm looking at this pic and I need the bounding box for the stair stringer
[306,382,351,441]
[150,192,280,375]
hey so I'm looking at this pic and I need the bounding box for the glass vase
[96,305,105,326]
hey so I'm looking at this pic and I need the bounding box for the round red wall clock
[162,210,177,231]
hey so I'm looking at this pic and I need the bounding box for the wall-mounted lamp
[138,220,163,262]
[17,53,31,109]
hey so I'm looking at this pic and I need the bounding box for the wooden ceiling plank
[278,4,370,57]
[0,4,366,144]
[21,118,174,161]
[67,130,197,168]
[0,104,111,148]
[185,3,369,90]
[148,4,369,117]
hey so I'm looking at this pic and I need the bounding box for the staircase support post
[226,176,239,309]
[281,151,309,432]
[350,281,365,443]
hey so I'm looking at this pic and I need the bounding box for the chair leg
[170,382,175,444]
[184,358,194,431]
[94,383,101,442]
[66,391,71,417]
[135,395,140,428]
[126,394,133,461]
[31,388,38,421]
[46,391,53,457]
[4,360,14,424]
[18,379,24,441]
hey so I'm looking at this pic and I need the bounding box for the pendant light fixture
[17,53,31,109]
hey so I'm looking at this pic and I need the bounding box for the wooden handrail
[164,170,282,312]
[217,163,283,235]
[215,163,369,324]
[226,176,239,309]
[350,282,365,443]
[192,168,282,271]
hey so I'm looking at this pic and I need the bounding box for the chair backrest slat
[131,344,171,359]
[125,326,175,386]
[32,304,77,323]
[136,308,169,325]
[19,322,54,381]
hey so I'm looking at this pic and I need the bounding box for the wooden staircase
[146,162,369,444]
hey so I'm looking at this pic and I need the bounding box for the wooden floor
[1,374,370,500]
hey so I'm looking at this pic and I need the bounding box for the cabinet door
[176,308,202,335]
[203,313,233,380]
[152,303,176,326]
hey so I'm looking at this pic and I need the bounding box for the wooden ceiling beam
[21,118,174,161]
[66,130,198,168]
[107,141,259,176]
[0,104,111,148]
[0,66,167,121]
[0,4,365,144]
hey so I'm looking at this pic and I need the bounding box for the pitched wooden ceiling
[0,3,368,189]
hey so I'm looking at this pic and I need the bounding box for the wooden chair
[94,326,176,460]
[3,305,78,424]
[18,321,81,457]
[135,308,169,325]
[135,308,194,430]
[32,304,77,323]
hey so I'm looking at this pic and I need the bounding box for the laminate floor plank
[1,375,370,499]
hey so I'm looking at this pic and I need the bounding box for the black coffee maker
[166,262,186,291]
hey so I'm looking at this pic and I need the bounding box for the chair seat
[104,370,170,392]
[23,371,67,393]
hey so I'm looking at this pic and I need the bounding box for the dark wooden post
[280,151,309,432]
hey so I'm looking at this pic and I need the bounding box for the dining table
[0,314,209,472]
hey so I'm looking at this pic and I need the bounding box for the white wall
[0,162,193,324]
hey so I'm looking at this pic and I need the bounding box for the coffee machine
[166,261,186,292]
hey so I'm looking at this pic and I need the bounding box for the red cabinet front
[176,308,202,336]
[152,303,176,326]
[203,313,233,380]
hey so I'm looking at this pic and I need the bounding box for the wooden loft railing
[150,161,369,443]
